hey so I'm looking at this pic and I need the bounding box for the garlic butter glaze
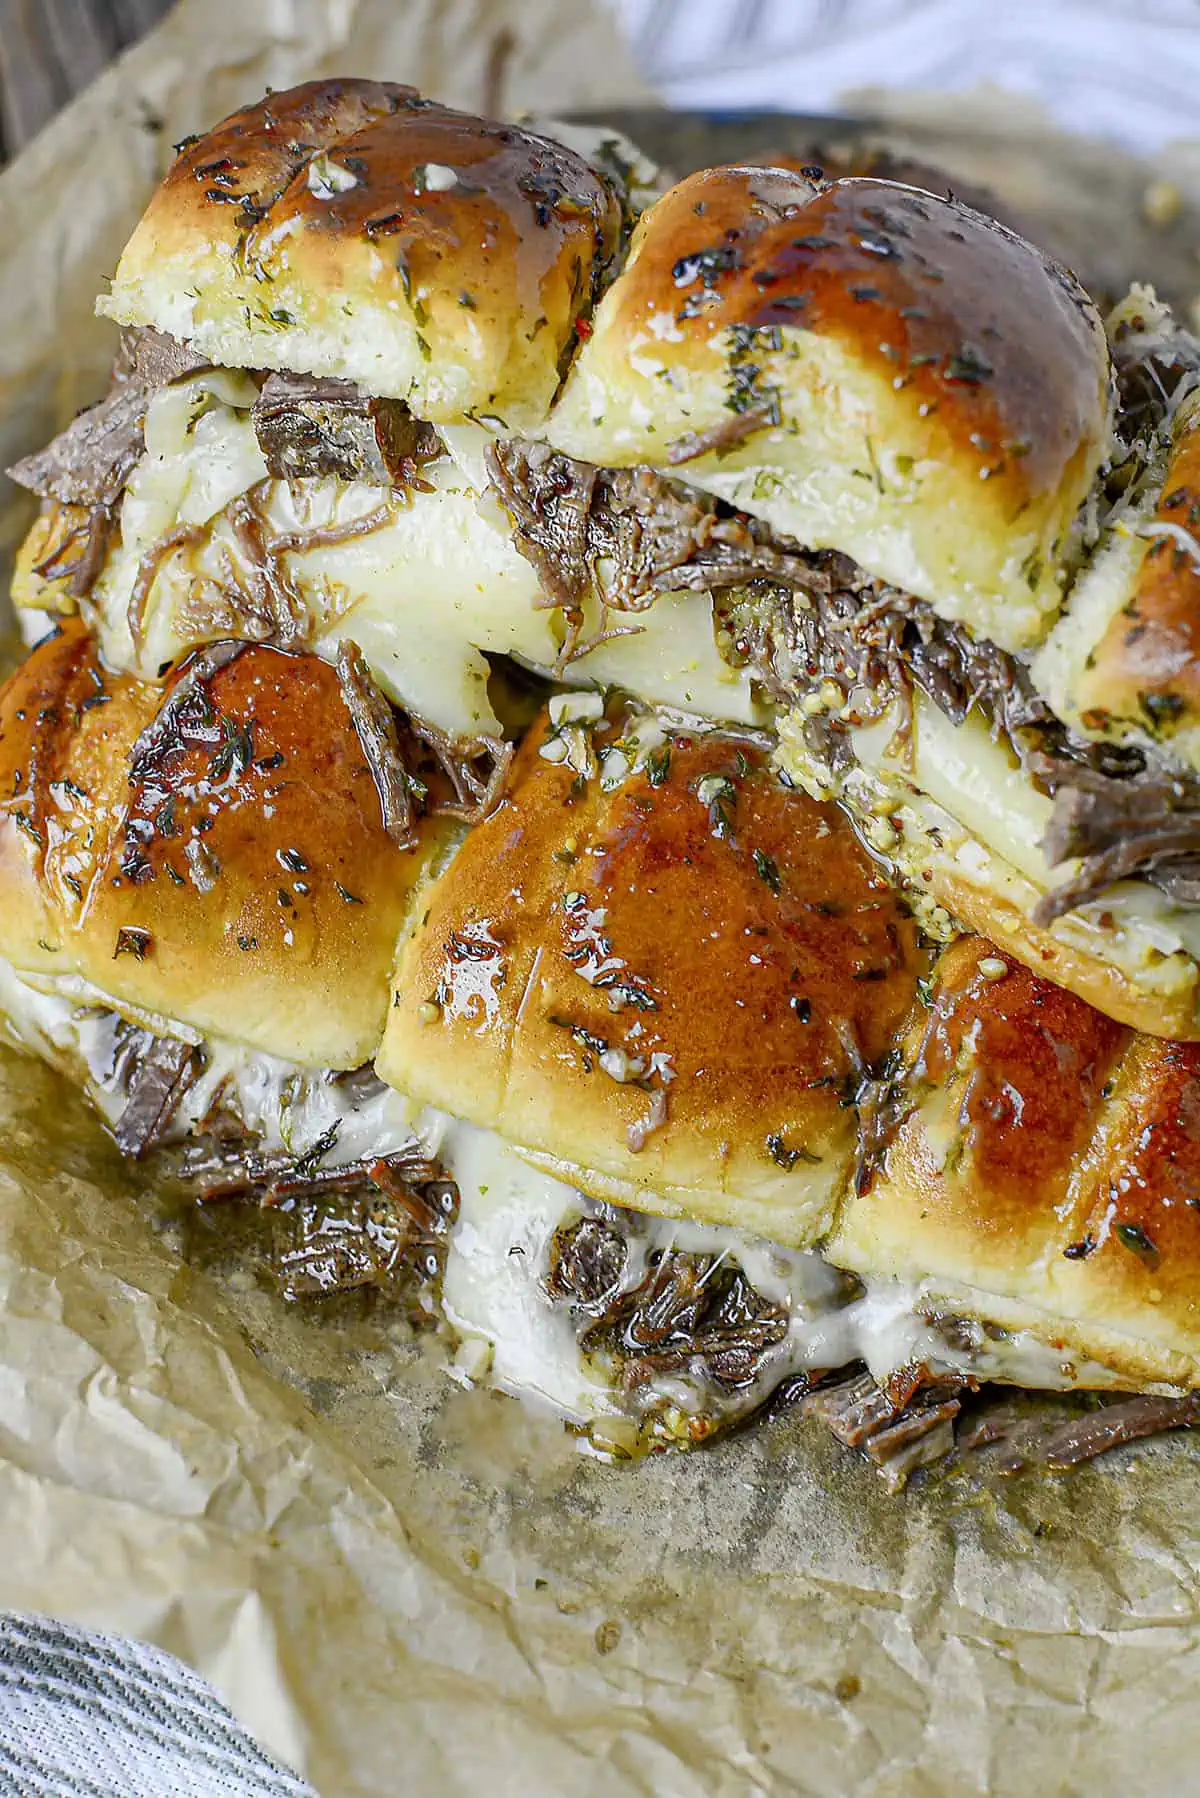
[0,623,443,1065]
[548,166,1110,649]
[100,79,624,429]
[830,937,1200,1387]
[380,702,926,1245]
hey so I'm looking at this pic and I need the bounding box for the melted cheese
[92,377,760,737]
[777,695,1200,994]
[0,960,1131,1449]
[1033,512,1153,731]
[436,1120,1126,1442]
[0,961,420,1161]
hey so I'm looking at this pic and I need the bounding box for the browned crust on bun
[380,704,926,1243]
[99,79,622,428]
[1078,409,1200,735]
[0,623,442,1065]
[829,938,1200,1388]
[549,166,1109,648]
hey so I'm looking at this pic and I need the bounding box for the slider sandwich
[546,170,1200,1038]
[3,625,1199,1481]
[3,81,1200,1483]
[10,79,754,739]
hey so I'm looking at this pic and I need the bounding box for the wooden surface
[0,0,172,160]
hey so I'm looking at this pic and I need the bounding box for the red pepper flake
[574,317,593,340]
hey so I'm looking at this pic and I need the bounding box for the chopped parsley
[1114,1221,1160,1266]
[753,849,782,894]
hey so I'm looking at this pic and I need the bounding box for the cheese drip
[0,960,1130,1462]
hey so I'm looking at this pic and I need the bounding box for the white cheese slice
[92,377,760,737]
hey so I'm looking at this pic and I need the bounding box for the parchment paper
[4,10,1200,1794]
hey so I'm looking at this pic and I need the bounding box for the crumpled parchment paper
[4,10,1200,1794]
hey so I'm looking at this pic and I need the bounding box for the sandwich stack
[4,78,1200,1484]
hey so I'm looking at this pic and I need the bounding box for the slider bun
[99,79,622,430]
[927,863,1200,1041]
[0,620,152,978]
[1034,400,1200,768]
[379,705,925,1245]
[827,939,1200,1388]
[548,167,1110,652]
[751,147,1020,234]
[0,622,442,1066]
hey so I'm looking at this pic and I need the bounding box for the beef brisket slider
[14,85,1200,1036]
[5,78,1200,1481]
[381,702,924,1245]
[546,169,1200,1038]
[377,697,1200,1462]
[7,80,759,737]
[0,620,451,1072]
[829,936,1200,1393]
[0,636,1197,1475]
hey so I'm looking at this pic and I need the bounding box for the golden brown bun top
[899,937,1129,1216]
[565,166,1100,497]
[829,937,1200,1387]
[99,79,622,428]
[0,622,441,1066]
[751,146,1020,233]
[0,620,154,971]
[380,703,925,1244]
[548,166,1110,649]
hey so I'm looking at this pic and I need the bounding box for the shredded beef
[127,522,210,649]
[333,643,512,845]
[801,1368,966,1490]
[488,443,1200,917]
[743,574,1200,915]
[335,640,423,849]
[9,328,210,515]
[797,1366,1195,1487]
[176,1132,441,1201]
[330,1063,390,1103]
[1033,760,1200,920]
[177,1131,459,1299]
[958,1392,1200,1472]
[276,1183,449,1300]
[112,1031,204,1158]
[8,383,149,510]
[406,712,514,827]
[547,1213,790,1398]
[253,372,442,486]
[32,502,118,601]
[111,326,211,390]
[277,1153,458,1301]
[225,494,308,646]
[665,403,778,467]
[265,503,394,558]
[486,440,825,621]
[545,1214,628,1305]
